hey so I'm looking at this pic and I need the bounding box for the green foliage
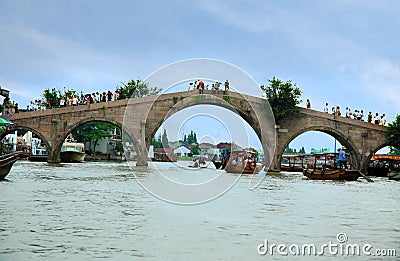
[114,141,124,153]
[191,145,199,155]
[71,121,118,153]
[223,95,231,103]
[185,130,197,144]
[261,77,302,124]
[151,135,163,148]
[284,146,297,154]
[389,147,400,155]
[62,87,76,99]
[173,96,179,104]
[162,129,169,148]
[386,115,400,149]
[116,79,162,99]
[42,87,79,108]
[42,88,59,108]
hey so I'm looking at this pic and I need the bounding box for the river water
[0,161,399,260]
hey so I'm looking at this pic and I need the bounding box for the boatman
[338,147,347,169]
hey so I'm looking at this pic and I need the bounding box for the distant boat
[152,148,177,162]
[188,156,209,168]
[302,152,361,181]
[281,154,310,172]
[60,134,85,163]
[29,148,48,162]
[224,150,264,174]
[0,152,20,180]
[367,154,400,177]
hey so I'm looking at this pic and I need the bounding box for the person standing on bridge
[367,111,372,123]
[381,114,387,126]
[224,79,229,94]
[198,80,205,94]
[324,102,329,113]
[306,99,311,109]
[374,113,380,124]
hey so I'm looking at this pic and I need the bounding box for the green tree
[389,147,400,155]
[116,79,162,99]
[151,135,163,148]
[42,88,59,108]
[386,115,400,149]
[71,121,117,154]
[186,130,198,144]
[299,146,306,154]
[191,145,199,155]
[261,77,302,124]
[161,129,169,148]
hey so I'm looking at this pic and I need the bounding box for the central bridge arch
[138,90,277,167]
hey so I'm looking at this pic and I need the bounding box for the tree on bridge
[42,87,79,108]
[116,79,162,99]
[260,77,302,124]
[386,114,400,150]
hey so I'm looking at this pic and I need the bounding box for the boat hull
[29,155,48,162]
[0,152,20,180]
[224,163,264,174]
[303,168,360,181]
[60,151,85,163]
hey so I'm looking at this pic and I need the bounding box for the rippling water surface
[0,161,399,260]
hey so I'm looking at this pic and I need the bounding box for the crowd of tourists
[2,90,121,114]
[188,79,230,94]
[306,99,387,126]
[1,85,389,127]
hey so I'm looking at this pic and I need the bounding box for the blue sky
[1,0,399,152]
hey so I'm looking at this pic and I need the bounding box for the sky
[1,0,399,152]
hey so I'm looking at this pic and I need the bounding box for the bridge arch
[1,125,51,155]
[53,117,140,162]
[362,142,400,170]
[279,125,361,169]
[143,92,276,167]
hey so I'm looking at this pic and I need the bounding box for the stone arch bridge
[3,90,389,173]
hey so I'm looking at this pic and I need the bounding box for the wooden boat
[280,154,309,172]
[224,150,264,174]
[302,152,360,181]
[0,151,20,180]
[303,168,361,181]
[152,148,177,162]
[60,134,85,163]
[367,154,400,177]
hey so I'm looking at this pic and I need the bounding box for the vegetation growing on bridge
[260,77,302,124]
[386,114,400,151]
[41,79,162,108]
[116,79,162,99]
[42,87,79,108]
